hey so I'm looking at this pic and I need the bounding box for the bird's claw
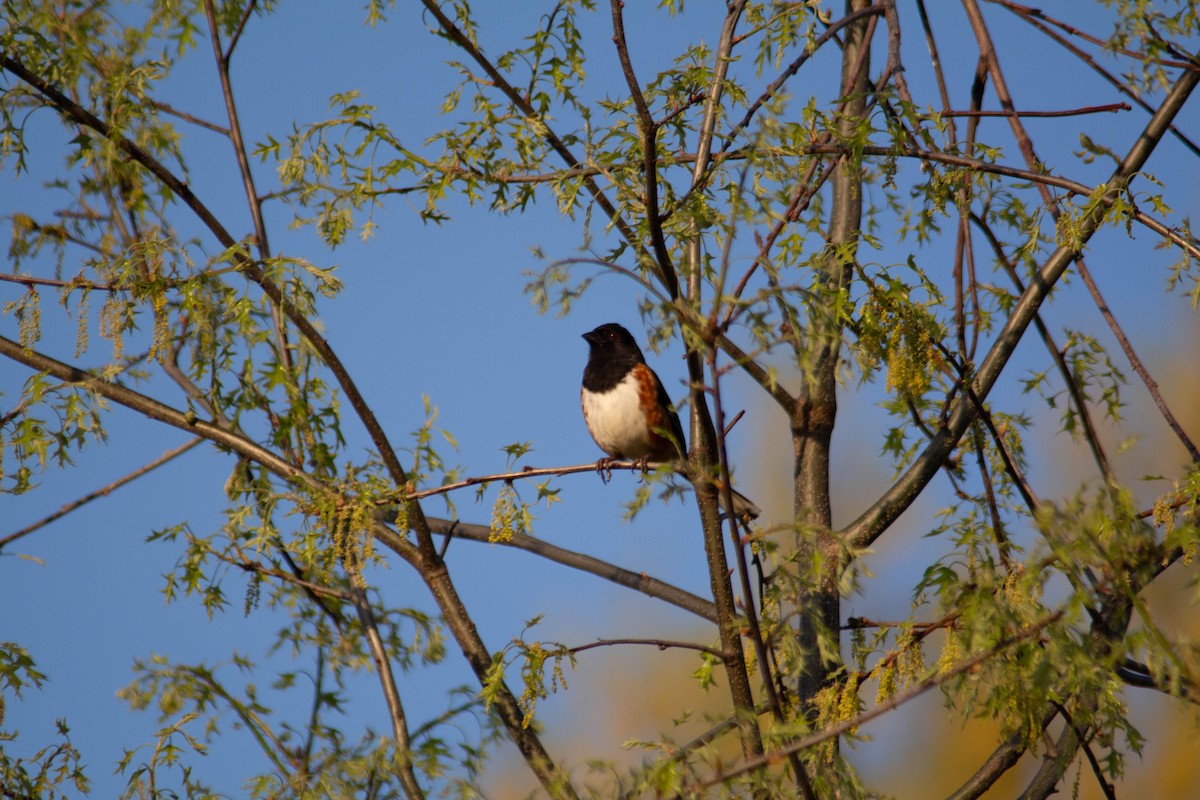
[594,456,614,484]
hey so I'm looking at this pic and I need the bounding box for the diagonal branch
[0,335,315,492]
[943,705,1061,800]
[0,437,203,552]
[970,211,1116,483]
[419,516,718,622]
[843,57,1200,551]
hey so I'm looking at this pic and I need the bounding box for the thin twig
[231,556,352,603]
[411,700,483,742]
[1076,260,1200,464]
[569,638,723,658]
[0,437,203,551]
[225,0,258,61]
[941,102,1130,117]
[844,616,953,631]
[399,459,670,502]
[148,99,229,135]
[1052,702,1117,800]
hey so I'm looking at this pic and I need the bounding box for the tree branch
[943,706,1061,800]
[941,102,1130,117]
[678,0,768,767]
[414,516,717,622]
[569,638,723,658]
[350,586,426,800]
[609,0,676,296]
[843,56,1200,551]
[0,437,203,552]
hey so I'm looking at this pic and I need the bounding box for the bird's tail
[718,483,761,520]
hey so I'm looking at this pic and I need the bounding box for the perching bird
[580,322,759,519]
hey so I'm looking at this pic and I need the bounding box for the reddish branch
[941,102,1130,117]
[569,638,723,658]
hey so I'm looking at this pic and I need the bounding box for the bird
[580,322,759,519]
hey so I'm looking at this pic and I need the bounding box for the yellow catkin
[875,661,897,704]
[1152,494,1175,534]
[899,636,926,688]
[151,290,169,364]
[18,288,42,350]
[936,632,962,676]
[490,486,517,543]
[74,289,90,357]
[837,677,862,736]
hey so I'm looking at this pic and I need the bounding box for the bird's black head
[582,323,643,359]
[582,323,646,390]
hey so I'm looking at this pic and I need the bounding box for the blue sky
[3,1,1199,796]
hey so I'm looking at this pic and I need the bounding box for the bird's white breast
[581,372,654,459]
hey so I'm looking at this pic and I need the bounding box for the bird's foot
[594,456,615,484]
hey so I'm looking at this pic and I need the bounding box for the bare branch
[0,437,203,552]
[941,102,1130,117]
[569,638,723,658]
[400,460,675,502]
[1077,261,1200,463]
[415,516,718,623]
